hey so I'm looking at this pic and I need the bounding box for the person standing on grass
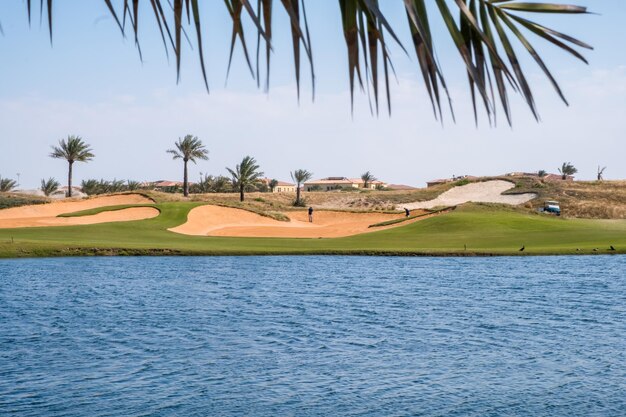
[405,208,410,217]
[308,207,314,223]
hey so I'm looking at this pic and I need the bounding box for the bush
[0,194,48,209]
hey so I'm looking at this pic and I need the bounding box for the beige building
[261,178,297,193]
[304,177,387,191]
[274,181,296,193]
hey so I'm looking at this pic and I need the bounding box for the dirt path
[169,206,433,238]
[400,180,536,210]
[0,194,157,229]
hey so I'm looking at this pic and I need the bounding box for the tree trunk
[296,185,301,205]
[183,159,189,197]
[67,161,73,197]
[239,185,245,202]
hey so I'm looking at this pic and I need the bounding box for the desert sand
[0,194,158,228]
[401,180,536,210]
[169,205,434,238]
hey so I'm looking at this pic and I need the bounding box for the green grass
[368,207,452,228]
[0,202,624,258]
[57,204,159,217]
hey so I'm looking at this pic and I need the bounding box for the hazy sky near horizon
[1,1,625,188]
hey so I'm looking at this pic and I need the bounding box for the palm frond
[168,134,209,162]
[24,1,591,124]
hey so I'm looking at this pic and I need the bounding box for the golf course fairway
[0,201,624,258]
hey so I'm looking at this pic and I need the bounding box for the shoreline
[1,246,623,259]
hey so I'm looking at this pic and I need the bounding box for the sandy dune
[0,194,157,229]
[170,205,432,238]
[401,180,536,210]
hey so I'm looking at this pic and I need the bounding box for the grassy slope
[0,202,624,258]
[57,204,159,217]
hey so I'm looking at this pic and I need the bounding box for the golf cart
[542,201,561,216]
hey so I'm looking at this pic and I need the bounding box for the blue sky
[1,1,625,188]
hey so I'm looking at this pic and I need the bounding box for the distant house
[153,180,185,188]
[260,178,297,193]
[426,178,454,188]
[274,181,296,193]
[149,180,190,191]
[304,177,387,191]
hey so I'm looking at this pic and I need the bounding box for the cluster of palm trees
[45,134,316,203]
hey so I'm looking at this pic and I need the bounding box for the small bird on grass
[519,245,525,252]
[610,245,616,251]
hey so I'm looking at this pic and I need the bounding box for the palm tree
[0,176,17,192]
[21,2,591,123]
[291,169,313,207]
[50,135,95,197]
[361,171,377,189]
[597,166,606,181]
[126,180,141,191]
[269,179,279,193]
[227,156,264,202]
[167,135,209,197]
[213,175,232,193]
[40,177,60,196]
[558,162,578,180]
[537,170,547,178]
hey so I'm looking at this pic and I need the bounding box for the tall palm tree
[227,156,264,202]
[22,2,591,123]
[167,135,209,197]
[558,162,578,180]
[50,135,95,197]
[291,169,313,206]
[361,171,377,189]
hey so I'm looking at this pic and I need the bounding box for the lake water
[0,256,625,416]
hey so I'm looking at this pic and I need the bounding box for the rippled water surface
[1,256,625,416]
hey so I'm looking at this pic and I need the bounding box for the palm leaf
[19,0,592,124]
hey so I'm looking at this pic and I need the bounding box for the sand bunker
[170,205,434,238]
[0,194,157,229]
[401,180,536,210]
